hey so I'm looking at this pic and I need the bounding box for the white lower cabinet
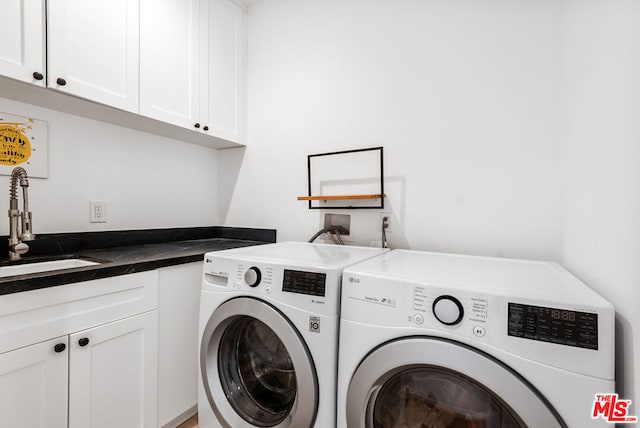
[157,262,203,427]
[69,311,158,428]
[0,336,69,428]
[0,271,159,428]
[0,311,158,428]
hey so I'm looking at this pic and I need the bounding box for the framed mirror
[300,147,384,209]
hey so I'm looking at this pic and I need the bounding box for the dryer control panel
[340,249,615,381]
[507,302,598,350]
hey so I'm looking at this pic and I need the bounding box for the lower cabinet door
[69,310,158,428]
[0,336,69,428]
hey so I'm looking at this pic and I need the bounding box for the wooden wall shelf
[297,194,385,201]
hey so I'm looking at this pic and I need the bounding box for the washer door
[201,297,318,428]
[347,337,566,428]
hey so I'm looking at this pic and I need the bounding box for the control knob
[432,295,464,325]
[244,266,262,287]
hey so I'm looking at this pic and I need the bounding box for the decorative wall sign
[0,112,48,178]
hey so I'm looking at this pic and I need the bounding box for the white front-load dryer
[198,242,387,428]
[337,250,615,428]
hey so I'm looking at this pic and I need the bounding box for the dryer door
[200,297,318,428]
[347,337,565,428]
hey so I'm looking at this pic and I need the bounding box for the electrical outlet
[381,212,392,233]
[90,200,107,223]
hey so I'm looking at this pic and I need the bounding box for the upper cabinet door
[202,0,246,144]
[140,0,200,129]
[0,0,46,86]
[47,0,140,113]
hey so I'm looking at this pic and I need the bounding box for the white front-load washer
[198,242,388,428]
[337,250,615,428]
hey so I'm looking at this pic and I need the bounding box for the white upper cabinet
[47,0,140,113]
[141,0,247,143]
[202,0,246,144]
[0,0,245,147]
[0,0,46,86]
[140,0,201,129]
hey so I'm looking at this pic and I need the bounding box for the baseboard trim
[162,405,198,428]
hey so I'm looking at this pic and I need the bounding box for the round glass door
[218,317,297,426]
[347,337,565,428]
[372,367,523,428]
[200,297,318,428]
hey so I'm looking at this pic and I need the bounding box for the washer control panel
[203,255,340,315]
[244,266,262,287]
[282,269,326,297]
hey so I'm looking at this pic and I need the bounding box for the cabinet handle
[203,125,209,131]
[54,343,66,353]
[78,337,90,347]
[194,123,201,129]
[33,71,44,81]
[56,77,67,86]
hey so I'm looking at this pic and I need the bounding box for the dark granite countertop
[0,227,276,296]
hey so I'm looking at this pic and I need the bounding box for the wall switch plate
[90,200,107,223]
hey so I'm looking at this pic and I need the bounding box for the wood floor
[177,414,198,428]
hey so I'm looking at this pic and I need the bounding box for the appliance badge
[348,276,361,284]
[309,316,321,333]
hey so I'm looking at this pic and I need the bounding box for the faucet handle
[10,242,29,255]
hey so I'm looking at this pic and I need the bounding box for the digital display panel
[282,269,326,297]
[508,303,598,350]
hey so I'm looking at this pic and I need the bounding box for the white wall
[561,0,640,411]
[0,97,219,234]
[3,0,633,412]
[219,0,639,412]
[221,0,563,258]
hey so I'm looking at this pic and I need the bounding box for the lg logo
[348,277,361,284]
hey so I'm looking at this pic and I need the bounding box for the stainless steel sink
[0,258,100,278]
